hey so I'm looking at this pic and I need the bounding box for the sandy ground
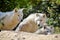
[0,31,60,40]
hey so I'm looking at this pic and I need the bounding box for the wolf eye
[47,31,49,32]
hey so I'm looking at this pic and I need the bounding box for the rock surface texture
[0,31,60,40]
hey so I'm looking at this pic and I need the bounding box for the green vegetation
[0,0,60,33]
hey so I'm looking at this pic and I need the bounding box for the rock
[0,31,60,40]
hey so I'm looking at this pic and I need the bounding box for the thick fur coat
[0,8,23,30]
[15,13,47,33]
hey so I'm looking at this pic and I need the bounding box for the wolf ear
[43,14,46,18]
[20,8,25,12]
[36,13,39,16]
[14,8,18,12]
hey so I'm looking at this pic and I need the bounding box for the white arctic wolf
[15,13,47,33]
[0,8,24,30]
[35,23,54,35]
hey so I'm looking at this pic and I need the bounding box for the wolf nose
[38,24,40,26]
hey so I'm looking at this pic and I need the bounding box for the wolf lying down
[15,13,54,35]
[15,13,46,32]
[0,8,24,30]
[0,9,54,35]
[35,23,54,35]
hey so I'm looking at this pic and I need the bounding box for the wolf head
[34,13,47,27]
[13,8,24,21]
[35,24,54,35]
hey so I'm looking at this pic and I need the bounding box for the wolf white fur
[0,8,24,30]
[35,23,54,35]
[15,13,47,33]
